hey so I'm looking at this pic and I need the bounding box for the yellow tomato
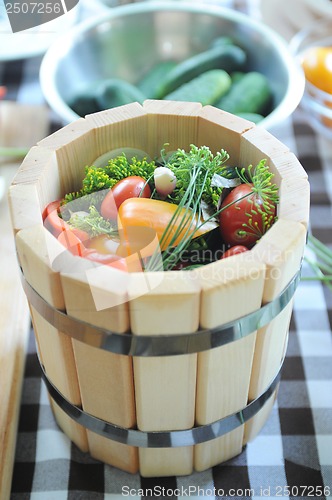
[301,46,332,94]
[87,234,120,254]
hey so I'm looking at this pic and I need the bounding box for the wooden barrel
[8,100,309,477]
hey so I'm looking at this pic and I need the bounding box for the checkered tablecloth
[2,1,332,499]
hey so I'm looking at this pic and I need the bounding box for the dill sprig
[236,159,279,211]
[234,159,279,240]
[146,161,210,272]
[164,144,231,208]
[303,234,332,291]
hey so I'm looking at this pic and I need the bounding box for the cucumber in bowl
[68,38,272,123]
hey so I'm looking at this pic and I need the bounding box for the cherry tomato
[43,200,63,228]
[101,176,151,220]
[57,230,85,257]
[43,199,89,241]
[219,183,276,248]
[84,248,123,265]
[301,46,332,94]
[221,245,248,259]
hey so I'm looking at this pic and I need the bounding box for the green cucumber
[69,92,101,117]
[231,71,245,84]
[209,36,234,49]
[215,71,272,115]
[96,79,146,110]
[137,60,178,98]
[156,44,246,98]
[164,69,232,106]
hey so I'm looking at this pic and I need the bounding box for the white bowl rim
[40,0,305,129]
[289,17,332,55]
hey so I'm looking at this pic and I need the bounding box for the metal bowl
[40,1,304,129]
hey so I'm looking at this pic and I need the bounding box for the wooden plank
[243,390,278,445]
[37,118,95,195]
[14,224,88,452]
[235,127,309,443]
[239,127,290,185]
[267,150,308,182]
[0,164,30,500]
[245,219,307,442]
[9,116,108,456]
[128,271,200,477]
[197,106,255,163]
[85,102,149,159]
[193,253,266,471]
[278,177,310,228]
[143,99,202,157]
[10,145,61,225]
[60,267,138,473]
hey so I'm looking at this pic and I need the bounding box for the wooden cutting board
[0,102,49,500]
[0,163,31,500]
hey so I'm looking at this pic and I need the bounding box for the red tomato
[43,199,89,241]
[43,199,65,236]
[57,230,85,257]
[219,183,276,248]
[221,245,248,259]
[101,176,151,220]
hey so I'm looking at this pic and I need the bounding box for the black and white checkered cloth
[2,1,332,498]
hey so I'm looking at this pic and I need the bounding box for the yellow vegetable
[117,197,209,256]
[301,46,332,94]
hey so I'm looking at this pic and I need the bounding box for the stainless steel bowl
[40,1,304,128]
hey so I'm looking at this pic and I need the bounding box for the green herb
[164,144,231,208]
[0,146,30,158]
[147,154,280,271]
[146,160,211,271]
[303,234,332,291]
[68,205,116,238]
[236,159,279,211]
[64,153,157,204]
[235,159,279,240]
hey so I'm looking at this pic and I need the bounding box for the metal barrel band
[21,267,301,357]
[39,358,282,448]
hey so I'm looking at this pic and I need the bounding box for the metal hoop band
[21,268,300,357]
[40,359,282,448]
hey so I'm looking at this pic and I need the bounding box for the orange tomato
[301,46,332,94]
[85,234,143,272]
[87,234,120,254]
